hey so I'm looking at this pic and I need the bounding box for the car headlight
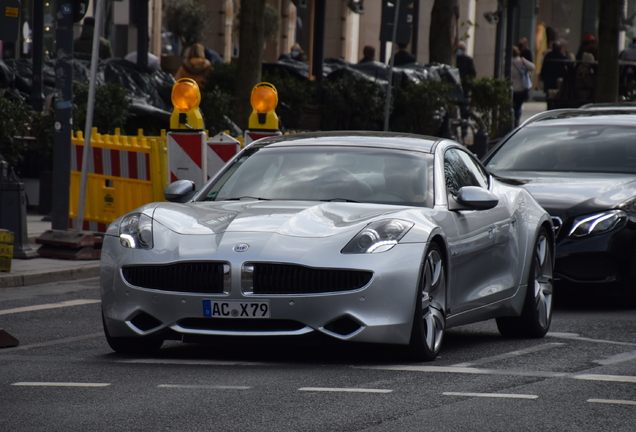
[342,219,414,254]
[119,213,153,249]
[567,210,626,238]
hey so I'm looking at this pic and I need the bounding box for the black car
[483,109,636,292]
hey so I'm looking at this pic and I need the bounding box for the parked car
[484,109,636,292]
[100,131,554,361]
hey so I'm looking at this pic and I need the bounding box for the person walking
[511,47,535,127]
[518,37,533,62]
[358,45,376,64]
[74,17,113,60]
[393,43,416,66]
[540,41,568,93]
[174,43,212,88]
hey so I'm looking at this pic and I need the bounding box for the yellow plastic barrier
[69,128,169,232]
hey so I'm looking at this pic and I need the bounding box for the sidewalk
[0,213,101,289]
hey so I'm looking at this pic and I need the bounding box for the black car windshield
[200,145,434,207]
[486,124,636,173]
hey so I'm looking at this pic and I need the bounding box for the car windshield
[486,124,636,173]
[200,145,434,207]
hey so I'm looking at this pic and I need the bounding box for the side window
[444,148,487,197]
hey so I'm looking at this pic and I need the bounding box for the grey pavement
[0,101,548,289]
[0,213,100,289]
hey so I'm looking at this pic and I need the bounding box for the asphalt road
[0,277,635,432]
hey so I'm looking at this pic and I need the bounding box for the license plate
[203,300,270,318]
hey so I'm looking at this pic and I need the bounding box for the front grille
[122,262,227,293]
[252,263,373,294]
[178,318,306,332]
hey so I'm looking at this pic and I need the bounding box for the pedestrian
[74,17,113,60]
[358,45,376,64]
[393,43,416,67]
[456,42,476,88]
[278,43,307,61]
[511,47,535,128]
[174,43,212,88]
[540,41,568,93]
[620,37,636,61]
[518,37,533,62]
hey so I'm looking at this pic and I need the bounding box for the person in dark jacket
[456,42,477,88]
[74,17,113,60]
[540,41,568,92]
[393,43,416,66]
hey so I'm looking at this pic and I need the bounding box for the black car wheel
[497,227,554,338]
[409,243,446,361]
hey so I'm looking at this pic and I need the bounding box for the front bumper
[100,230,426,346]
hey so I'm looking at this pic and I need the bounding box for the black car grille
[122,263,226,293]
[252,263,373,294]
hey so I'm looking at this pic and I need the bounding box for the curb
[0,264,100,289]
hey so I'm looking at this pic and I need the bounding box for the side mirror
[164,180,196,202]
[450,186,499,210]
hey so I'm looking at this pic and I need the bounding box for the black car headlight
[119,213,153,249]
[568,210,626,238]
[342,219,414,254]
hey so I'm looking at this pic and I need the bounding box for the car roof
[250,131,441,154]
[521,108,636,127]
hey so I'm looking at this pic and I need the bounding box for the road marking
[548,332,636,347]
[120,359,266,367]
[0,299,100,316]
[453,343,565,367]
[443,392,538,399]
[594,350,636,366]
[360,365,568,378]
[298,387,393,394]
[158,384,251,390]
[573,374,636,384]
[588,399,636,406]
[0,333,103,352]
[12,382,110,387]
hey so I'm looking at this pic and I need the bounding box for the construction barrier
[69,128,169,232]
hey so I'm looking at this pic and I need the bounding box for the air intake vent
[251,263,372,294]
[122,262,229,293]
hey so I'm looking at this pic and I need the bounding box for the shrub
[261,70,318,130]
[321,73,386,131]
[469,77,513,139]
[0,95,32,168]
[73,82,131,134]
[163,0,208,54]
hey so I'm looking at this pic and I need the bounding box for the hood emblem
[234,243,249,252]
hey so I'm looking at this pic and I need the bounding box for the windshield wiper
[225,196,270,201]
[320,198,360,203]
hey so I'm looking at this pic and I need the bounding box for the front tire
[497,227,554,338]
[409,243,446,361]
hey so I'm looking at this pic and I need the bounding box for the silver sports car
[100,131,555,361]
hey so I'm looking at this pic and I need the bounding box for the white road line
[573,374,636,384]
[0,299,100,316]
[443,392,538,399]
[360,365,568,378]
[298,387,393,394]
[12,382,110,387]
[588,399,636,406]
[120,359,266,367]
[453,343,565,367]
[548,332,636,347]
[158,384,251,390]
[594,350,636,366]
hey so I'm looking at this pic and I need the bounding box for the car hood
[151,201,413,237]
[493,171,636,217]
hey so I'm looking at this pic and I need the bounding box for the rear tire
[497,227,554,338]
[409,243,446,361]
[102,312,164,354]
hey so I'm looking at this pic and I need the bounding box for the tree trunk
[429,0,459,66]
[233,0,266,131]
[595,0,620,103]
